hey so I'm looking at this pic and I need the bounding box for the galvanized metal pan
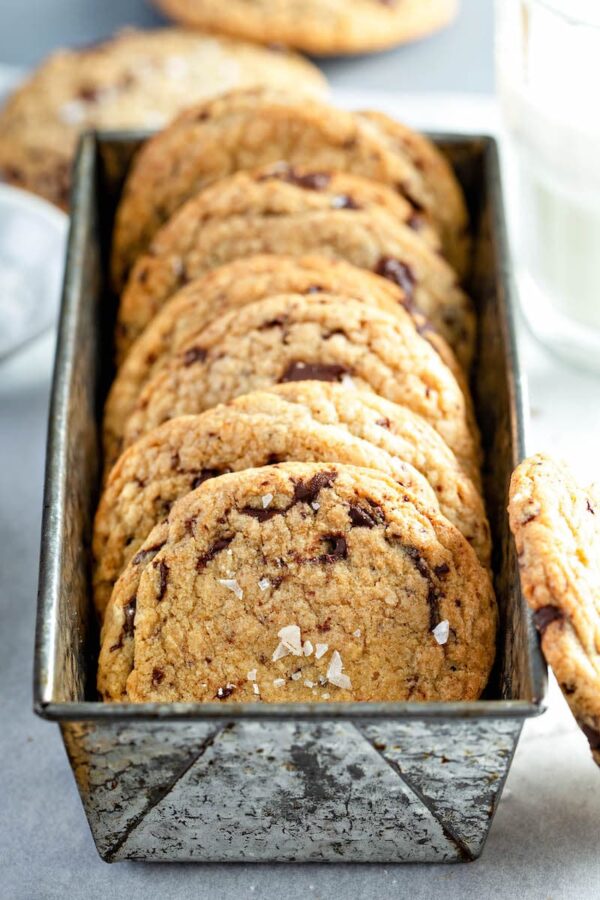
[34,131,546,863]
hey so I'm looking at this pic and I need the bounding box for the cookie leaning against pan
[0,31,326,209]
[111,88,468,286]
[120,293,481,482]
[98,462,496,703]
[116,198,473,366]
[509,454,600,766]
[93,403,439,617]
[105,256,469,471]
[153,0,458,56]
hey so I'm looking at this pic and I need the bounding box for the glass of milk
[496,0,600,372]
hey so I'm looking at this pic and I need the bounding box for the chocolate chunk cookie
[154,0,458,56]
[98,462,496,702]
[0,31,326,208]
[509,454,600,766]
[94,402,438,617]
[121,293,481,481]
[106,255,467,471]
[116,199,472,366]
[111,88,468,286]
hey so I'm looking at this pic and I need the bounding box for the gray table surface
[2,2,599,898]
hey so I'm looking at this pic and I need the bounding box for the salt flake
[258,577,271,591]
[272,642,289,662]
[218,578,243,600]
[262,493,273,509]
[353,628,361,638]
[253,683,260,695]
[303,640,314,656]
[315,642,329,660]
[326,650,352,690]
[273,678,286,687]
[291,671,302,681]
[247,669,257,681]
[432,619,450,645]
[278,624,303,655]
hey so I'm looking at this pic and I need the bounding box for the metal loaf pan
[34,130,546,864]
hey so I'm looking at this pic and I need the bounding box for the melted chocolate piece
[183,346,207,366]
[132,541,166,566]
[191,468,222,490]
[376,416,391,429]
[77,84,101,102]
[292,470,338,505]
[263,166,331,191]
[434,563,451,578]
[348,504,381,528]
[375,256,416,301]
[151,667,165,686]
[155,560,169,601]
[196,535,234,570]
[279,361,350,383]
[403,545,442,629]
[241,505,285,522]
[216,685,235,700]
[533,605,565,635]
[317,534,348,563]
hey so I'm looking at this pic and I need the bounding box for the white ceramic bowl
[0,183,68,360]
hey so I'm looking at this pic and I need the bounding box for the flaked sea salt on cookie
[291,671,302,681]
[273,678,286,688]
[247,669,257,682]
[326,650,352,690]
[258,577,271,591]
[278,624,303,655]
[252,682,260,695]
[218,578,243,600]
[353,629,361,638]
[303,640,314,656]
[432,619,450,645]
[315,642,328,660]
[261,493,273,509]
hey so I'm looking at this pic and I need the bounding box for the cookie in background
[153,0,459,56]
[0,28,326,208]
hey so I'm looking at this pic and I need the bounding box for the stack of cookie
[97,88,497,706]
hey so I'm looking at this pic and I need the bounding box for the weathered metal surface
[62,717,521,862]
[34,131,546,863]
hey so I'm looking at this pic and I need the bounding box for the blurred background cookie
[153,0,459,56]
[0,27,326,208]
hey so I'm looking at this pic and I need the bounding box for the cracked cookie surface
[98,462,496,703]
[120,293,481,481]
[509,454,600,766]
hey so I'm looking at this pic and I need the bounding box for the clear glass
[496,0,600,373]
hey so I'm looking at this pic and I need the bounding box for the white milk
[497,0,600,366]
